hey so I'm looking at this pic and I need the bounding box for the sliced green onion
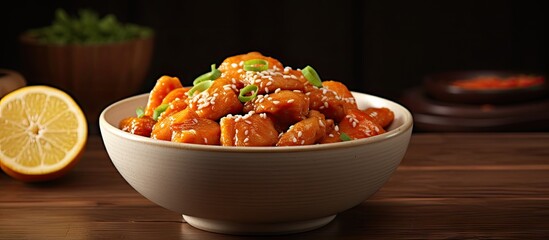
[135,107,145,118]
[193,64,221,85]
[238,85,259,102]
[209,64,221,80]
[302,65,322,87]
[243,59,268,72]
[340,132,352,141]
[188,80,213,97]
[152,104,169,121]
[193,73,211,85]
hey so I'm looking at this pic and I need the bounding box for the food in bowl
[119,52,395,146]
[423,70,548,104]
[451,74,545,90]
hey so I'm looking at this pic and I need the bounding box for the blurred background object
[16,8,154,133]
[1,0,547,132]
[0,69,27,98]
[401,70,549,132]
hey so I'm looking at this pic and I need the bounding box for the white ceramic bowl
[99,92,413,235]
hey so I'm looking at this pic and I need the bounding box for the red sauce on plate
[451,75,545,90]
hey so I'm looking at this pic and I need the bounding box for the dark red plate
[423,70,548,104]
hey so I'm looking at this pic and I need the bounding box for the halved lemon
[0,86,87,182]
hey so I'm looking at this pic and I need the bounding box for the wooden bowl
[19,33,154,131]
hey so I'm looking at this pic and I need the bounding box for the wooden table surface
[1,133,549,239]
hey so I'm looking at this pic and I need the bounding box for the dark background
[1,0,547,101]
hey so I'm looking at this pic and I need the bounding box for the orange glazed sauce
[119,52,395,146]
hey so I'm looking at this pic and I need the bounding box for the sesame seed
[244,137,249,143]
[242,112,254,119]
[273,100,280,105]
[204,137,208,143]
[292,137,297,143]
[245,130,249,135]
[198,101,210,109]
[319,119,325,127]
[297,131,303,137]
[335,125,339,131]
[352,122,357,128]
[245,120,252,124]
[329,134,334,138]
[301,140,305,145]
[231,63,238,68]
[287,99,295,103]
[274,88,281,93]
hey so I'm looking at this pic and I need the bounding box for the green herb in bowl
[27,8,153,45]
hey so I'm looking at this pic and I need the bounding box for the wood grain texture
[1,133,549,239]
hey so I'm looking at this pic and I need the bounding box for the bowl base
[182,214,336,235]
